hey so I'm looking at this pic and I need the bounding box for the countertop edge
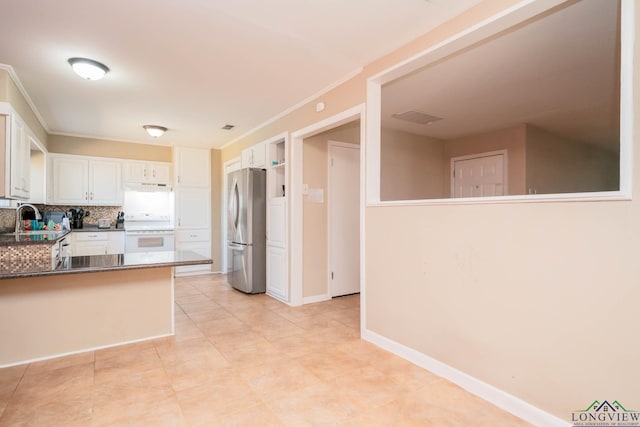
[0,252,212,280]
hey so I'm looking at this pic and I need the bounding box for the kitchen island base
[0,267,174,367]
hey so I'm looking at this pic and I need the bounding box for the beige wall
[525,124,619,194]
[47,134,171,162]
[0,267,173,366]
[444,124,527,196]
[222,0,639,420]
[303,121,360,298]
[0,69,48,148]
[381,128,444,200]
[210,149,222,272]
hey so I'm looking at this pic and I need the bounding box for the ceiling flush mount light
[143,125,168,138]
[68,57,110,80]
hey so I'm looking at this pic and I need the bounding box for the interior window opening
[379,0,622,202]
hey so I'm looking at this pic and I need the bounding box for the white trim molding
[366,0,634,206]
[290,104,365,307]
[302,294,330,305]
[362,328,571,427]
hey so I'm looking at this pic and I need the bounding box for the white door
[266,246,287,301]
[89,160,122,204]
[176,147,210,187]
[123,161,147,183]
[329,142,360,297]
[151,162,172,185]
[52,156,89,204]
[451,152,506,198]
[176,187,210,228]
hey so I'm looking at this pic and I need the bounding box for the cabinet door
[267,246,287,301]
[252,142,266,168]
[150,162,172,185]
[176,187,210,228]
[51,156,89,204]
[89,160,122,205]
[241,147,253,168]
[266,197,286,247]
[175,148,210,187]
[123,161,147,183]
[241,143,267,169]
[107,232,125,254]
[9,116,30,199]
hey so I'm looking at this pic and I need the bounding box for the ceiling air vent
[392,110,442,125]
[221,124,235,130]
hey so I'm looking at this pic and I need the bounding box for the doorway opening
[290,104,365,309]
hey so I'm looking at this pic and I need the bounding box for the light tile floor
[0,274,531,426]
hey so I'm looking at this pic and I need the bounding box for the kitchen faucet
[15,204,42,233]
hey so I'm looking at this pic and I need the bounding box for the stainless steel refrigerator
[227,168,266,293]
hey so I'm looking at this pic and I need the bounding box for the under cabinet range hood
[124,182,172,192]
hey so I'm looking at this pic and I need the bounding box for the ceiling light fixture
[68,57,110,80]
[143,125,168,138]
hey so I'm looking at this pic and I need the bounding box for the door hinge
[453,169,455,178]
[331,158,334,167]
[331,272,334,280]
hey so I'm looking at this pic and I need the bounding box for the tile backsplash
[0,205,123,230]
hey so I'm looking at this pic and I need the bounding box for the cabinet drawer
[74,232,108,241]
[177,229,209,242]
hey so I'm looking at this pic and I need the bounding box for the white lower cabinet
[175,229,211,275]
[71,231,125,256]
[266,246,287,301]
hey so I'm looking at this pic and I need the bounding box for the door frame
[290,103,365,321]
[221,156,241,273]
[450,149,508,197]
[327,140,360,298]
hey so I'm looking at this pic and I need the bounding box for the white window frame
[366,0,634,206]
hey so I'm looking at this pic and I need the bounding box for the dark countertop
[71,225,124,232]
[0,250,212,279]
[0,230,71,247]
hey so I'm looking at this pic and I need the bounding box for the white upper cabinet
[124,161,172,186]
[9,114,30,200]
[1,107,34,200]
[175,147,210,187]
[89,160,122,204]
[50,154,122,206]
[241,141,267,169]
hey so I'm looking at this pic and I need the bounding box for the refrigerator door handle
[229,242,251,250]
[228,178,240,235]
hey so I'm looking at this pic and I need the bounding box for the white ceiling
[0,0,481,149]
[382,0,620,150]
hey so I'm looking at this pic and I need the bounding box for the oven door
[125,232,175,253]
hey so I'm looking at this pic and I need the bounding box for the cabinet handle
[152,169,156,178]
[90,192,94,200]
[85,192,88,200]
[177,176,181,184]
[143,169,147,177]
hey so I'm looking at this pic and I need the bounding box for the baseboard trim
[0,333,174,368]
[302,294,331,305]
[362,328,570,427]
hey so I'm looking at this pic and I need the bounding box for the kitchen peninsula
[0,240,212,367]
